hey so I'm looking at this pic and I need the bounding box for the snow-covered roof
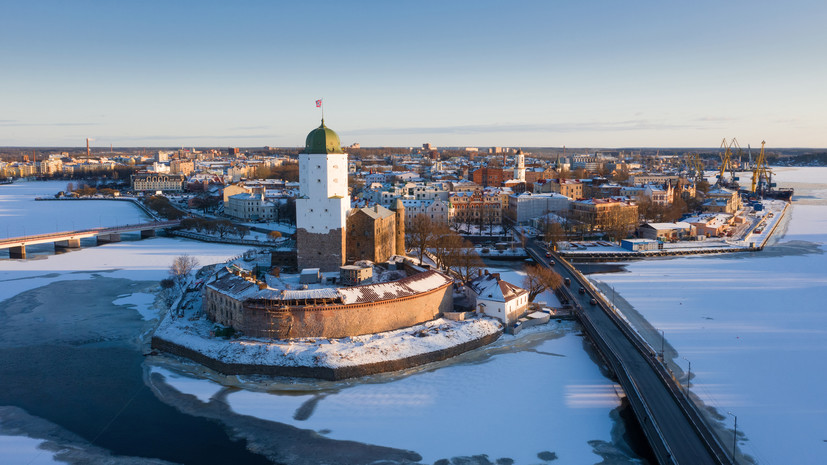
[338,270,452,304]
[643,222,692,230]
[468,273,527,303]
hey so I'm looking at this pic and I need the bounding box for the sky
[2,0,826,148]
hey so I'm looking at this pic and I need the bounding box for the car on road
[578,287,586,295]
[548,259,555,266]
[590,298,597,305]
[564,277,571,287]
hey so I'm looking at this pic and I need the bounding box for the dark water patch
[292,393,329,421]
[575,263,629,275]
[0,406,177,465]
[609,399,654,465]
[0,345,272,465]
[0,272,61,283]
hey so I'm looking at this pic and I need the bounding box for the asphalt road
[526,239,727,465]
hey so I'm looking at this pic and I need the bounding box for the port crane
[716,138,740,188]
[751,140,772,193]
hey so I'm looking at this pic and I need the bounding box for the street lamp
[681,356,691,392]
[727,411,738,464]
[659,329,665,360]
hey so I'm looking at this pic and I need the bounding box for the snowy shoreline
[152,311,504,380]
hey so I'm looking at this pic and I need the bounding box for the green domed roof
[304,119,343,154]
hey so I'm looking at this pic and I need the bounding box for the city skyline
[2,0,826,148]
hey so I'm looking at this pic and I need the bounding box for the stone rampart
[240,281,452,339]
[150,330,501,381]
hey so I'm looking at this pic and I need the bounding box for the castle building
[296,120,350,271]
[346,204,397,263]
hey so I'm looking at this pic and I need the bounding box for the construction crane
[686,152,705,183]
[751,140,771,193]
[716,138,740,188]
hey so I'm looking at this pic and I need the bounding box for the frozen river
[588,167,827,465]
[0,181,643,464]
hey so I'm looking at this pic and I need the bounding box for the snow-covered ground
[155,307,503,369]
[588,167,827,465]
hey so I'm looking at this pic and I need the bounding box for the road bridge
[525,239,734,465]
[0,220,180,258]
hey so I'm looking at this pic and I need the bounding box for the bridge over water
[526,239,735,465]
[0,220,180,258]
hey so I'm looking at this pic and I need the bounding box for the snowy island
[151,254,504,380]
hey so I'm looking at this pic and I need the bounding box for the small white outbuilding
[466,271,529,325]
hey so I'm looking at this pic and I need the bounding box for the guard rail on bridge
[526,244,734,465]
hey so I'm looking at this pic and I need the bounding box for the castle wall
[239,281,452,339]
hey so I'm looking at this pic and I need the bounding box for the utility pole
[660,329,665,360]
[727,411,738,464]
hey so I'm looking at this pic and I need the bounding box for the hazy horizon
[2,1,826,148]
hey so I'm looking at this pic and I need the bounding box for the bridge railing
[547,247,734,465]
[0,220,181,246]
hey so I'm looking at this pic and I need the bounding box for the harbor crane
[716,138,740,188]
[751,141,772,194]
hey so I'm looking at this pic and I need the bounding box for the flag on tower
[316,99,322,108]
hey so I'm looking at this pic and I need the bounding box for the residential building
[466,272,529,325]
[131,172,186,192]
[506,192,571,224]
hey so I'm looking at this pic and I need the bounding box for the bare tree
[407,214,436,265]
[446,240,484,283]
[543,221,566,247]
[170,254,199,288]
[522,263,563,302]
[214,220,235,239]
[235,224,250,240]
[431,227,462,269]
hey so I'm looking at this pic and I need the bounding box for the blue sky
[2,0,826,148]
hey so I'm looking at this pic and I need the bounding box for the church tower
[296,119,350,271]
[514,149,526,182]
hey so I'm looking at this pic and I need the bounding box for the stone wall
[296,227,344,272]
[240,281,453,339]
[151,330,500,381]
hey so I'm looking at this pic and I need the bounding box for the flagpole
[321,98,324,121]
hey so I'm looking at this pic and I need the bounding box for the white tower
[514,149,526,182]
[296,119,350,271]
